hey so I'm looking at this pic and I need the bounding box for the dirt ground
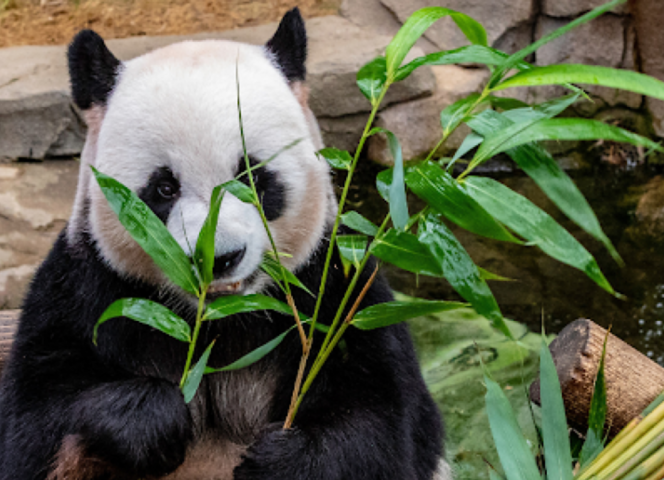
[0,0,340,48]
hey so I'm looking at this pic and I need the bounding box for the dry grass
[0,0,340,48]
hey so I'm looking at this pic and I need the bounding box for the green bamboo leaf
[386,7,487,79]
[470,94,580,169]
[441,93,483,137]
[418,214,511,338]
[466,109,621,264]
[337,234,368,277]
[450,132,484,166]
[540,338,574,480]
[318,148,352,171]
[182,340,215,403]
[91,168,199,295]
[371,230,443,277]
[578,331,609,468]
[405,161,520,243]
[382,129,409,230]
[206,326,295,373]
[489,469,506,480]
[488,118,663,156]
[485,374,542,480]
[494,64,664,102]
[222,179,256,204]
[396,45,530,82]
[357,56,387,106]
[194,186,224,286]
[488,95,530,111]
[94,298,191,345]
[463,177,614,294]
[489,0,627,87]
[205,293,304,321]
[341,211,379,236]
[479,267,514,282]
[260,255,314,296]
[352,298,466,330]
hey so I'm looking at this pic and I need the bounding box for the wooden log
[531,319,664,437]
[0,310,19,374]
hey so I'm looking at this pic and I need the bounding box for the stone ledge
[0,15,435,160]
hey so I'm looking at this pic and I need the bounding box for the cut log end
[531,319,664,437]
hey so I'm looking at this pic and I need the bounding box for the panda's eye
[157,182,177,199]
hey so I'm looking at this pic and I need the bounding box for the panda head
[67,8,335,298]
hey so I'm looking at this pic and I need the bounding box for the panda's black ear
[68,30,121,110]
[266,7,307,82]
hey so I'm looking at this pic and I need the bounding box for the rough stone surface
[368,65,489,165]
[381,0,534,52]
[536,15,625,68]
[633,0,664,137]
[0,16,434,159]
[634,176,664,239]
[318,113,370,153]
[0,161,78,308]
[542,0,627,18]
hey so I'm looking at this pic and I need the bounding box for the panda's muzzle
[212,247,246,278]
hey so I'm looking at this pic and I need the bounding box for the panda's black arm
[235,257,443,480]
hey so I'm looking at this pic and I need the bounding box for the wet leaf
[94,298,191,345]
[405,161,520,243]
[440,94,483,136]
[337,234,368,277]
[206,326,295,373]
[92,168,199,295]
[418,214,511,338]
[182,340,215,403]
[318,148,352,171]
[352,298,466,330]
[463,177,614,294]
[205,293,304,321]
[371,229,443,277]
[357,56,387,106]
[341,211,379,236]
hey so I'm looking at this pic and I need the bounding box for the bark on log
[0,310,19,374]
[531,319,664,437]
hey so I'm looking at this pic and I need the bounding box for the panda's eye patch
[237,157,285,221]
[138,167,180,224]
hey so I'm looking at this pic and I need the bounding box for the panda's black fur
[0,8,445,480]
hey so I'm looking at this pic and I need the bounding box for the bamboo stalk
[621,443,664,480]
[605,430,664,480]
[643,462,664,480]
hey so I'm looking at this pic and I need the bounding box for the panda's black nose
[213,248,246,278]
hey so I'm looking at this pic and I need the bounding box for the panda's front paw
[234,428,308,480]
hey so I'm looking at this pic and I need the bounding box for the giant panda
[0,8,449,480]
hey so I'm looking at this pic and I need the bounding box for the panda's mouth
[206,280,244,299]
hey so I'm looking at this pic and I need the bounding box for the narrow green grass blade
[194,186,224,286]
[485,374,542,480]
[463,177,614,294]
[494,64,664,101]
[539,338,574,480]
[206,326,295,373]
[396,45,530,82]
[418,213,511,338]
[94,298,191,345]
[205,293,305,321]
[386,7,487,79]
[91,168,199,295]
[489,0,627,87]
[352,299,466,330]
[405,161,521,243]
[578,331,609,468]
[182,339,215,403]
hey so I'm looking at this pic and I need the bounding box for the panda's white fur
[70,40,333,298]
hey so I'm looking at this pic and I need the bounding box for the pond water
[338,157,664,365]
